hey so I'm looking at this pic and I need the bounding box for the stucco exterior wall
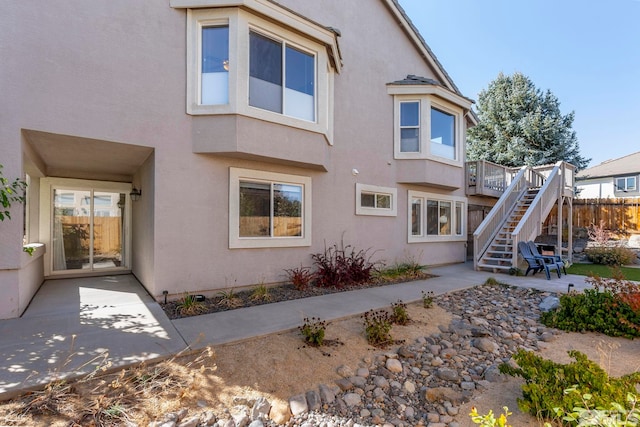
[1,0,472,311]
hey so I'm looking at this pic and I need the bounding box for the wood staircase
[477,188,539,271]
[473,161,576,273]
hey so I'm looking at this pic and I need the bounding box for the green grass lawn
[567,263,640,281]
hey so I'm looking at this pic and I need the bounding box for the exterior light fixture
[130,187,142,201]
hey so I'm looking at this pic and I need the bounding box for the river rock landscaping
[151,283,560,427]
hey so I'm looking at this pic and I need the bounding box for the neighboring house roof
[576,151,640,180]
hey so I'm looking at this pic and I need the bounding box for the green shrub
[556,388,640,426]
[299,317,327,346]
[540,289,640,338]
[585,246,637,266]
[390,300,409,325]
[362,309,393,347]
[499,349,640,423]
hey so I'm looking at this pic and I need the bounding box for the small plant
[299,317,327,346]
[499,349,640,422]
[176,292,207,316]
[284,266,314,291]
[421,290,434,308]
[484,277,501,286]
[508,267,522,276]
[469,406,512,427]
[585,220,637,266]
[217,289,242,309]
[390,300,410,325]
[0,164,27,222]
[585,246,637,266]
[589,220,612,246]
[250,284,272,302]
[362,309,393,347]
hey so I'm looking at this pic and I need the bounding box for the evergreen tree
[467,72,590,171]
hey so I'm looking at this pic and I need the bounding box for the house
[575,151,640,199]
[0,0,483,319]
[0,0,572,320]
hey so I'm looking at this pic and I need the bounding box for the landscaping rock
[540,295,560,312]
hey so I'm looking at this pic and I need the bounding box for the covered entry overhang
[23,129,154,183]
[22,129,154,279]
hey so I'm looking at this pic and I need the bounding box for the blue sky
[398,0,640,168]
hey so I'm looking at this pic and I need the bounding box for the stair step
[486,250,512,255]
[477,263,513,271]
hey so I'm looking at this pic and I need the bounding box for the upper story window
[430,108,455,160]
[183,4,341,143]
[249,31,315,122]
[615,176,636,192]
[394,96,462,163]
[400,101,420,153]
[201,25,229,105]
[388,76,474,166]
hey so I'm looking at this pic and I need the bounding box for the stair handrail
[510,161,563,264]
[473,166,528,270]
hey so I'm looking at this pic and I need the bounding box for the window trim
[355,183,397,217]
[392,94,464,165]
[408,190,466,243]
[186,7,335,143]
[248,27,317,122]
[615,176,637,192]
[229,167,312,248]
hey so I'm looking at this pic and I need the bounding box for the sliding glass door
[52,188,127,272]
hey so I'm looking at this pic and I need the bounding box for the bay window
[388,79,473,165]
[185,6,338,141]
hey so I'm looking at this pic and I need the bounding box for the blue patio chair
[517,241,560,280]
[528,241,566,275]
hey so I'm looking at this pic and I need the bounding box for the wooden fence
[60,216,122,256]
[545,198,640,232]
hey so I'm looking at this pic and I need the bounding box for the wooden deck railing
[466,160,520,197]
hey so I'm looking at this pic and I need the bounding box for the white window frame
[187,8,335,142]
[408,190,466,243]
[392,95,464,165]
[615,176,637,192]
[229,167,311,248]
[355,183,397,217]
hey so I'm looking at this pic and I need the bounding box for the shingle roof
[389,75,442,86]
[576,151,640,180]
